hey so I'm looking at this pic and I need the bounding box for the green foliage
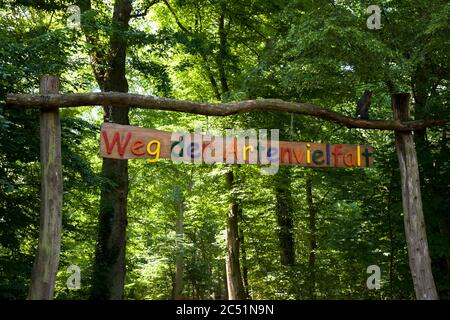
[0,0,448,300]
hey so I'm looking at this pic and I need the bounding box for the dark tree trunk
[222,261,229,300]
[239,225,250,299]
[386,170,396,300]
[225,170,246,300]
[274,169,295,266]
[90,0,132,300]
[436,129,450,277]
[412,65,450,298]
[217,8,229,95]
[306,175,316,299]
[200,53,221,101]
[173,186,185,300]
[214,8,244,300]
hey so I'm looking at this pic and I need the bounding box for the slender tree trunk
[200,53,221,101]
[387,195,394,299]
[225,169,246,300]
[392,93,438,300]
[239,226,250,299]
[173,186,185,299]
[222,261,229,300]
[90,0,132,300]
[386,170,396,300]
[217,8,229,95]
[214,8,244,300]
[213,262,222,300]
[306,175,316,299]
[274,169,295,266]
[28,76,63,300]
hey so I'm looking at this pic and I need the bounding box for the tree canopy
[0,0,448,300]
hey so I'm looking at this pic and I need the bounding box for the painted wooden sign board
[100,123,374,168]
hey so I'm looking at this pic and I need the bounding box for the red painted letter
[332,145,343,166]
[131,139,145,156]
[102,131,132,157]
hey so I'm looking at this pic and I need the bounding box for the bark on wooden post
[28,76,63,300]
[392,93,438,300]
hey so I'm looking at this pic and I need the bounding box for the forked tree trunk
[28,76,63,300]
[392,93,438,300]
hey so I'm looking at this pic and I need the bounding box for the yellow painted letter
[357,145,361,167]
[147,140,161,163]
[306,144,311,164]
[243,145,254,162]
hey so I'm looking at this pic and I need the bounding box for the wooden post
[28,76,63,300]
[392,93,438,300]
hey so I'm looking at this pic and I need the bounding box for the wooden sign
[100,123,374,168]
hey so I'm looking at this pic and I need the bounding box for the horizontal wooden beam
[6,92,446,131]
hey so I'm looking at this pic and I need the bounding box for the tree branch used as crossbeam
[6,92,446,131]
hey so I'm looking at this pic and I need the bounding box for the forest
[0,0,449,301]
